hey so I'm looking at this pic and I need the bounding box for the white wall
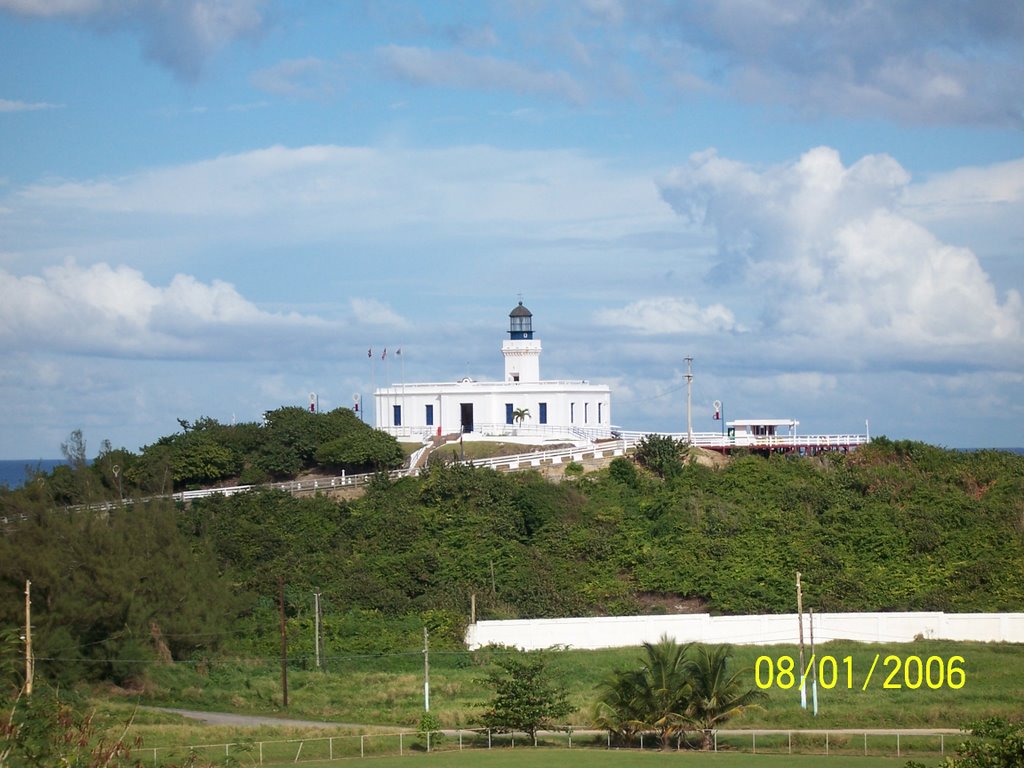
[464,612,1024,650]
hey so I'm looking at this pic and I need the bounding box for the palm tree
[595,635,692,750]
[593,668,647,745]
[685,644,766,750]
[512,407,530,427]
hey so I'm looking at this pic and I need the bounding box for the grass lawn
[136,639,1023,731]
[275,749,912,768]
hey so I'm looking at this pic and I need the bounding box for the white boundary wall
[465,612,1024,650]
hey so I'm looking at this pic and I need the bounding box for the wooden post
[470,593,476,625]
[796,572,806,709]
[423,627,430,712]
[810,608,818,715]
[313,590,321,670]
[279,577,288,708]
[24,580,33,695]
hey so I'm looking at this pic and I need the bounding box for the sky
[1,0,1022,459]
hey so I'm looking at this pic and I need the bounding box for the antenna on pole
[685,356,694,444]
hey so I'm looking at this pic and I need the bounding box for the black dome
[509,301,532,318]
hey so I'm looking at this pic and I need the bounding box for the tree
[512,408,530,427]
[593,668,647,745]
[907,718,1024,768]
[596,635,692,750]
[634,434,685,479]
[478,653,572,742]
[685,645,765,749]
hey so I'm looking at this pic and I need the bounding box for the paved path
[149,707,390,731]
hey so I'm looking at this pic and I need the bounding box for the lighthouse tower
[502,301,542,383]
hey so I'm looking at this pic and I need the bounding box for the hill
[1,427,1023,689]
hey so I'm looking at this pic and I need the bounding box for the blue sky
[1,0,1022,459]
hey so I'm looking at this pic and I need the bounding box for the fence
[143,727,960,765]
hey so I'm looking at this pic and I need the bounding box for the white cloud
[5,143,674,251]
[0,0,268,81]
[627,1,1024,127]
[0,0,100,14]
[350,298,409,329]
[658,146,1023,366]
[902,158,1024,218]
[251,57,340,99]
[0,261,327,358]
[377,45,586,104]
[595,297,740,335]
[0,98,62,112]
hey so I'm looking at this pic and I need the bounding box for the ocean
[0,459,67,489]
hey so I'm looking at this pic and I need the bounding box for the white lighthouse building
[374,302,612,442]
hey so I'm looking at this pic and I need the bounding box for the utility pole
[279,577,288,708]
[24,579,33,696]
[313,589,322,670]
[423,627,430,712]
[796,571,806,710]
[684,356,694,443]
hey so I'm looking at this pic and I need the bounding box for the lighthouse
[374,301,611,441]
[502,301,542,383]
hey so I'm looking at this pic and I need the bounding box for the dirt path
[149,707,388,731]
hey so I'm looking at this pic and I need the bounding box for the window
[425,404,433,426]
[539,402,547,424]
[598,402,603,424]
[584,402,589,423]
[506,403,514,425]
[393,405,402,427]
[570,402,575,423]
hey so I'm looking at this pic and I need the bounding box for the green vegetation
[907,718,1024,767]
[477,653,571,741]
[1,423,1023,736]
[24,407,406,502]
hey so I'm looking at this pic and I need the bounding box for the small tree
[478,653,572,743]
[685,645,765,750]
[512,408,530,427]
[634,434,685,479]
[596,635,692,750]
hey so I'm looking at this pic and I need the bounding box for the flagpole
[370,347,376,427]
[399,347,406,439]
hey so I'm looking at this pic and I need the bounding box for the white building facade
[374,303,612,442]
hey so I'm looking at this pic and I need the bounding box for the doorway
[460,403,474,433]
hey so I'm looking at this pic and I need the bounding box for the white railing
[470,422,614,442]
[463,439,631,471]
[616,430,869,450]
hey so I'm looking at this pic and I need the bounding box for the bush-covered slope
[2,435,1022,688]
